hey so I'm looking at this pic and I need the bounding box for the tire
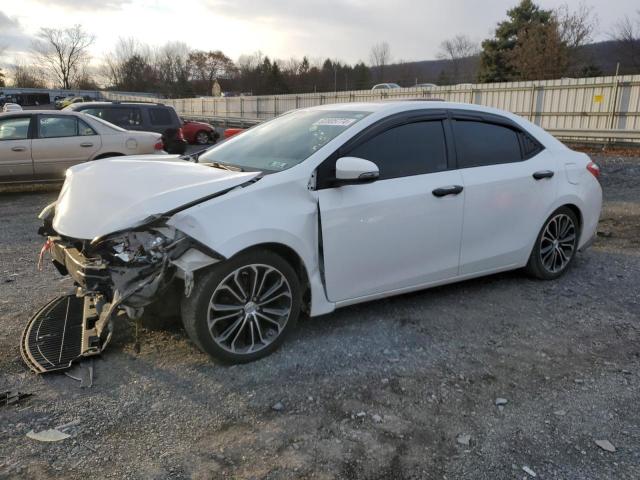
[526,206,580,280]
[181,249,301,363]
[194,130,211,145]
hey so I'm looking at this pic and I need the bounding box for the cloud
[0,11,33,53]
[31,0,132,10]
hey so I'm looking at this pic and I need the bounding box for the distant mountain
[375,40,640,87]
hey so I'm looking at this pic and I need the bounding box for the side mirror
[335,157,379,184]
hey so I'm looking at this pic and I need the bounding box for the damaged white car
[23,101,602,371]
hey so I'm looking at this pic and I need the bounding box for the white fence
[103,75,640,143]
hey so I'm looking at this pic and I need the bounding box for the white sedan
[2,102,23,112]
[34,101,602,368]
[0,110,164,183]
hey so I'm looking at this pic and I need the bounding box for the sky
[0,0,638,67]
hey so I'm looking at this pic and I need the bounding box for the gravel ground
[0,152,638,480]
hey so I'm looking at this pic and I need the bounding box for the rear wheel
[526,207,579,280]
[181,249,301,363]
[194,130,211,145]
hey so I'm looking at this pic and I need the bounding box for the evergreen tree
[478,0,552,82]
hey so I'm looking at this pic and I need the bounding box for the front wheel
[526,207,580,280]
[181,249,301,363]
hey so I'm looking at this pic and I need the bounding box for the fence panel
[101,75,640,143]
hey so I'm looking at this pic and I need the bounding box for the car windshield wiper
[208,161,244,172]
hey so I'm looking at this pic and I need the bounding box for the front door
[317,119,464,303]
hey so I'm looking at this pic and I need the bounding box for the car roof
[305,100,525,118]
[69,101,165,107]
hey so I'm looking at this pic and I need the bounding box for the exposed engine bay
[22,208,220,373]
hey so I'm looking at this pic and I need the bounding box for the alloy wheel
[207,264,292,354]
[539,213,577,273]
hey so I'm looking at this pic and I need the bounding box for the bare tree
[369,41,390,81]
[612,10,640,69]
[188,50,236,95]
[437,35,479,83]
[0,45,6,87]
[102,37,151,88]
[554,2,598,49]
[32,25,95,89]
[11,61,46,88]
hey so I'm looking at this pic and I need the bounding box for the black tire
[526,206,580,280]
[194,130,211,145]
[181,249,301,363]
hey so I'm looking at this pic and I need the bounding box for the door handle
[432,185,464,197]
[80,142,94,147]
[533,170,554,180]
[11,146,26,152]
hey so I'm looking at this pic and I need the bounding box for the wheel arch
[92,152,125,160]
[234,242,312,314]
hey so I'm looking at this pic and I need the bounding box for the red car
[181,119,220,145]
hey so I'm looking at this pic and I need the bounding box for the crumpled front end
[23,206,221,373]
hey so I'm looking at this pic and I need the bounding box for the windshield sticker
[312,118,358,127]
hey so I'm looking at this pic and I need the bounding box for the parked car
[55,96,86,109]
[223,127,245,139]
[65,101,188,154]
[371,83,402,91]
[35,101,601,369]
[181,119,220,145]
[0,110,164,183]
[2,103,23,112]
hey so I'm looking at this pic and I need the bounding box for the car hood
[52,156,260,240]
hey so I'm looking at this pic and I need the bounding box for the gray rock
[522,466,537,477]
[271,402,285,412]
[372,414,382,423]
[553,410,567,416]
[595,440,616,452]
[456,434,471,446]
[495,398,508,406]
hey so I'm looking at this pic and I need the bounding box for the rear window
[149,107,172,125]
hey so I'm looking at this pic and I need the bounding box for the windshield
[199,109,371,172]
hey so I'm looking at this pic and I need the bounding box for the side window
[348,121,447,180]
[81,108,109,120]
[106,108,142,127]
[452,120,522,168]
[0,117,30,140]
[39,116,78,138]
[520,132,544,159]
[149,107,172,126]
[78,119,97,136]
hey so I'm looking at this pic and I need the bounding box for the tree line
[1,1,639,96]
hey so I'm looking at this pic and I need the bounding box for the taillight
[586,161,600,179]
[154,139,164,150]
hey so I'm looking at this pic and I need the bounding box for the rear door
[450,111,557,275]
[317,113,465,302]
[0,115,34,182]
[31,114,101,179]
[147,106,178,134]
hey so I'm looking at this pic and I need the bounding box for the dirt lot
[0,152,639,480]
